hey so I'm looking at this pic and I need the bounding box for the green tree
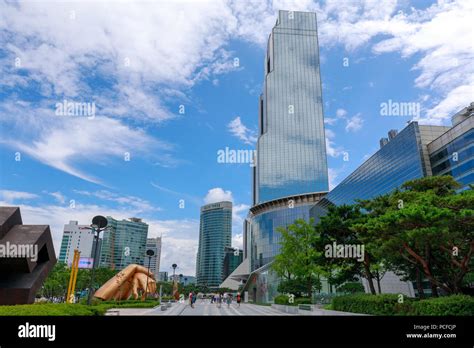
[315,205,379,294]
[273,218,323,297]
[357,176,474,295]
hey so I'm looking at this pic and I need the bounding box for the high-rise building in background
[158,271,168,282]
[145,237,162,275]
[242,10,328,303]
[169,274,196,285]
[196,201,232,288]
[99,217,148,271]
[222,247,243,281]
[58,221,101,268]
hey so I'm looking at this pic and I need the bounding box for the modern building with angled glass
[310,122,450,219]
[99,217,149,271]
[196,201,232,288]
[309,103,473,297]
[311,103,473,221]
[428,103,473,189]
[240,10,328,303]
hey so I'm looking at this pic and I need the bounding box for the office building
[58,221,101,268]
[428,103,473,189]
[310,103,473,296]
[169,274,196,285]
[145,237,162,275]
[196,201,232,288]
[158,271,168,282]
[222,247,243,281]
[310,122,450,218]
[242,10,329,303]
[99,217,148,271]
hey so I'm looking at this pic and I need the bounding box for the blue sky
[0,0,472,275]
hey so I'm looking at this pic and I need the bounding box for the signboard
[69,257,94,269]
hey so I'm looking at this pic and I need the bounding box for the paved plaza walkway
[107,301,362,316]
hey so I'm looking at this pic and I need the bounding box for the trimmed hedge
[408,295,474,316]
[274,295,312,306]
[0,300,160,316]
[332,293,474,316]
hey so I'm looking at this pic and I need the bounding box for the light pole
[172,263,177,300]
[87,215,108,305]
[145,249,155,300]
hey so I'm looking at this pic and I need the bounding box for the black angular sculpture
[0,207,57,305]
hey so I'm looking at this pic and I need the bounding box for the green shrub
[274,295,311,306]
[294,297,312,305]
[332,294,413,315]
[332,293,473,316]
[409,295,474,316]
[0,304,99,316]
[337,282,365,294]
[274,295,290,305]
[0,300,161,316]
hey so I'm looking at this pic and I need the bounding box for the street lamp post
[145,249,155,300]
[172,263,177,300]
[87,216,108,305]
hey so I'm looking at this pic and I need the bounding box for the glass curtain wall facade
[310,122,448,218]
[250,204,312,271]
[196,201,232,288]
[255,10,328,205]
[99,217,149,270]
[428,112,473,189]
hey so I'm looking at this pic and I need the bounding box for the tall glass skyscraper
[99,217,149,271]
[254,10,328,205]
[243,11,328,302]
[196,201,232,288]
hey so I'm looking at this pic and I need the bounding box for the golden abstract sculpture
[94,264,156,301]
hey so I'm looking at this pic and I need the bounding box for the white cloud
[203,187,233,204]
[327,168,338,191]
[232,233,243,250]
[324,117,338,125]
[48,191,66,204]
[336,108,348,118]
[325,128,344,158]
[0,190,38,202]
[73,189,159,212]
[0,103,172,184]
[227,116,257,145]
[345,113,364,132]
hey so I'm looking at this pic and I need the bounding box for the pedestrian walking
[236,293,241,307]
[192,292,197,307]
[226,294,232,308]
[217,293,222,308]
[189,292,194,308]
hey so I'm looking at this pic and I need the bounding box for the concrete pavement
[107,300,361,316]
